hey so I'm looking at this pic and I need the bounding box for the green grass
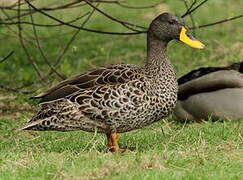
[1,0,243,179]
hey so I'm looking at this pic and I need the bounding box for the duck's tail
[15,101,65,132]
[15,119,46,132]
[15,102,87,132]
[15,108,57,132]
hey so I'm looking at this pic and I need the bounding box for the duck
[17,13,204,152]
[174,61,243,122]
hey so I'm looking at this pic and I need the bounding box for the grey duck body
[174,61,243,122]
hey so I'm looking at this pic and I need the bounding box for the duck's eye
[168,20,175,25]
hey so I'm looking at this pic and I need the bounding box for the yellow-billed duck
[17,13,204,152]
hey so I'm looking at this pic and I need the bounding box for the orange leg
[106,133,125,153]
[196,119,206,123]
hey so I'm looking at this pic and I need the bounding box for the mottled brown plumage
[18,13,203,152]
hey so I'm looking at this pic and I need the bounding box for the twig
[1,0,84,21]
[28,4,66,80]
[84,0,147,31]
[53,2,99,70]
[24,0,146,35]
[2,2,100,91]
[1,9,39,48]
[0,12,91,27]
[0,84,35,94]
[17,0,44,80]
[181,0,208,18]
[114,0,166,9]
[0,51,14,63]
[90,0,165,9]
[0,0,36,9]
[182,0,196,36]
[1,0,81,11]
[41,2,101,82]
[190,14,243,29]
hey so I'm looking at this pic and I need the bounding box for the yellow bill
[179,27,205,49]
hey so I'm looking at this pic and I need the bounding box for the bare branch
[23,0,146,35]
[53,2,100,71]
[28,4,66,80]
[114,1,166,9]
[181,0,208,18]
[0,51,14,63]
[1,9,40,47]
[1,0,84,21]
[84,0,147,31]
[0,12,91,27]
[17,0,44,80]
[190,14,243,29]
[0,83,35,94]
[0,0,36,9]
[182,0,196,36]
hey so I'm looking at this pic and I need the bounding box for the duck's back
[178,61,243,85]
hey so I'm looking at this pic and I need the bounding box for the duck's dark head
[148,12,204,49]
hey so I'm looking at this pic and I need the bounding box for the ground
[0,0,243,179]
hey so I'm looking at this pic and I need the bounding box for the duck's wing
[32,64,140,104]
[178,61,243,85]
[178,70,243,100]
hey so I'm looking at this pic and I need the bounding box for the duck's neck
[145,34,172,73]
